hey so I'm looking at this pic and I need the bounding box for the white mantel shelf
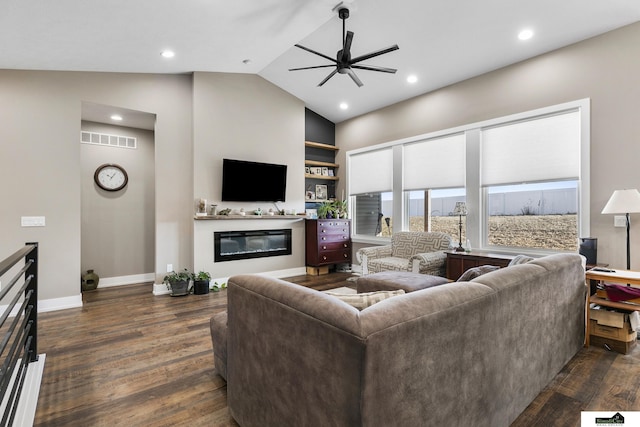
[194,214,305,220]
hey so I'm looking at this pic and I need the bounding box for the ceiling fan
[288,7,399,87]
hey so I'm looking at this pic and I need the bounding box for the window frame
[346,98,590,253]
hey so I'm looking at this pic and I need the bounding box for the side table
[445,251,515,280]
[585,268,640,347]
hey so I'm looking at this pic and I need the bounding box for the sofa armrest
[357,245,393,275]
[410,251,447,275]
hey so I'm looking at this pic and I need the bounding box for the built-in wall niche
[80,101,157,287]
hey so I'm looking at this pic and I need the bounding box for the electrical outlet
[614,215,627,228]
[167,264,173,272]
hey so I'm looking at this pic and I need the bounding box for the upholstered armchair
[357,231,453,276]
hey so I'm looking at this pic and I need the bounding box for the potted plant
[317,201,335,219]
[333,199,348,219]
[164,269,191,297]
[193,270,211,295]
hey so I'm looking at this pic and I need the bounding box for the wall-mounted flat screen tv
[221,158,287,202]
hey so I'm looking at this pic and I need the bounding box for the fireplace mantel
[194,214,304,220]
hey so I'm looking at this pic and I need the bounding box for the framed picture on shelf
[312,167,322,175]
[315,184,328,201]
[305,167,310,174]
[321,167,329,176]
[306,190,315,200]
[328,169,334,177]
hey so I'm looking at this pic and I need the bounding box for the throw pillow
[325,289,405,311]
[457,265,500,282]
[508,254,534,266]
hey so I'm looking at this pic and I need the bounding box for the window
[406,189,466,243]
[480,109,581,251]
[486,181,578,251]
[348,147,394,238]
[346,99,589,252]
[353,192,393,237]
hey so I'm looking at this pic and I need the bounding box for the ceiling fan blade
[289,65,337,71]
[346,68,363,87]
[352,64,397,74]
[342,31,354,62]
[318,69,338,87]
[294,44,337,63]
[350,44,399,64]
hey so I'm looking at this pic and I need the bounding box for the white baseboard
[0,353,46,427]
[152,267,307,296]
[98,273,155,288]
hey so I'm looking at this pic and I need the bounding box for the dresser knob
[322,246,327,250]
[322,256,327,260]
[322,237,326,241]
[343,253,348,258]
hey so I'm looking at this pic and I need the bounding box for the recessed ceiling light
[518,29,534,41]
[407,75,418,84]
[110,114,123,122]
[161,50,175,58]
[339,102,349,110]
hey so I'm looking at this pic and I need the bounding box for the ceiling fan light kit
[289,7,399,87]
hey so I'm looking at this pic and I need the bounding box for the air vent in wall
[80,131,136,149]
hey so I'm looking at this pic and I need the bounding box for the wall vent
[80,131,137,149]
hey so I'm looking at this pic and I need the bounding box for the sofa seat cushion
[366,257,411,274]
[324,289,405,310]
[356,271,449,293]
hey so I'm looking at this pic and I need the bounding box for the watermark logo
[595,412,624,425]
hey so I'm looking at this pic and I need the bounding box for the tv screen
[221,158,287,202]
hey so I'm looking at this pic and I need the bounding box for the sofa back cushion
[391,231,452,258]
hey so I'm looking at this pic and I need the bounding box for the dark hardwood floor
[33,273,639,426]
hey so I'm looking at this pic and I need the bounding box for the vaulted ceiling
[2,0,639,123]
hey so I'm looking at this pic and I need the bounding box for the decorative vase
[81,269,99,292]
[193,280,210,295]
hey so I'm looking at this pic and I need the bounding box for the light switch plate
[21,216,45,227]
[614,215,627,228]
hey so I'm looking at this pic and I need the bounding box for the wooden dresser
[446,251,515,280]
[305,219,351,275]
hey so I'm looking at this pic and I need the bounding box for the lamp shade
[453,201,467,216]
[601,189,640,214]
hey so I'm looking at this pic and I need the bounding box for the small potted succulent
[164,269,191,297]
[192,270,211,295]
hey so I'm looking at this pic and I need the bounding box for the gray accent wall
[338,21,640,270]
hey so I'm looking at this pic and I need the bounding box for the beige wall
[0,71,192,302]
[337,22,640,270]
[192,72,306,279]
[80,121,155,279]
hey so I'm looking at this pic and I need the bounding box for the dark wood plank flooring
[33,273,639,426]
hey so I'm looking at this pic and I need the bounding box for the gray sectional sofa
[211,253,586,426]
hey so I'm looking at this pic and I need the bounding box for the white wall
[338,22,640,270]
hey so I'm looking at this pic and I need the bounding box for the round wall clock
[94,163,128,192]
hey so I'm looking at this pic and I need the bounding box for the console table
[585,268,640,347]
[445,251,516,280]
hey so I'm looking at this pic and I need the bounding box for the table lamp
[453,202,467,252]
[601,189,640,270]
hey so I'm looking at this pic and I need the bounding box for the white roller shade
[349,147,393,195]
[481,110,580,186]
[403,133,465,190]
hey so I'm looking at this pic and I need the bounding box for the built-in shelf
[305,160,338,168]
[194,214,304,220]
[305,174,339,180]
[305,141,339,151]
